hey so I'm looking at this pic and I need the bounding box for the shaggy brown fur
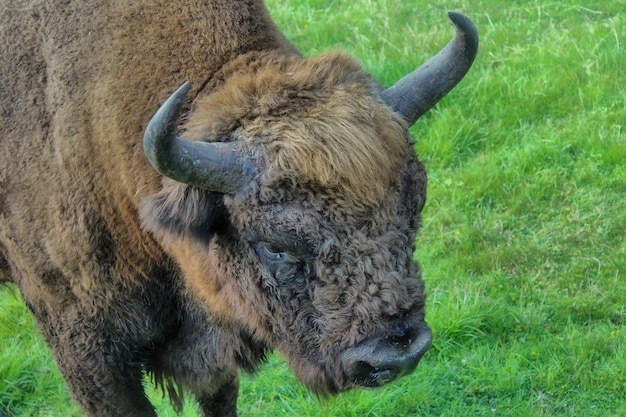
[1,0,439,416]
[185,51,408,207]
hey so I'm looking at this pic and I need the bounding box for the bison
[0,0,477,416]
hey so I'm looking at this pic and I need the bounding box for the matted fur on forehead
[185,51,410,205]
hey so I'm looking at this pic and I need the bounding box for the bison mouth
[340,321,432,388]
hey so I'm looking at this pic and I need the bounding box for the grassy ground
[1,0,625,416]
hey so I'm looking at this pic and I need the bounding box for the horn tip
[174,81,192,100]
[163,81,192,114]
[447,11,479,56]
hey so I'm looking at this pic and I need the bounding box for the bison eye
[254,242,300,264]
[252,242,303,279]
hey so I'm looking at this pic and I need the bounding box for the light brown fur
[186,51,408,206]
[1,0,437,415]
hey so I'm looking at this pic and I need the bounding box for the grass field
[1,0,625,416]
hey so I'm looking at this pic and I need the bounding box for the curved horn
[381,12,479,126]
[143,82,258,193]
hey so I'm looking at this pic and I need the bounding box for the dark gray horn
[143,82,258,193]
[381,11,479,126]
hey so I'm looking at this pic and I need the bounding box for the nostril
[387,327,416,349]
[349,360,398,387]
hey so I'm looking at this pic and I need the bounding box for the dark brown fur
[1,1,428,416]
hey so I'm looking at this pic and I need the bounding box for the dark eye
[253,242,303,278]
[255,242,299,264]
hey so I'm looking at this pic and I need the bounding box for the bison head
[141,12,477,393]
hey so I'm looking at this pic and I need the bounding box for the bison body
[0,1,477,416]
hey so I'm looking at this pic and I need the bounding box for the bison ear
[140,180,229,245]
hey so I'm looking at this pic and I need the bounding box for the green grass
[2,0,625,416]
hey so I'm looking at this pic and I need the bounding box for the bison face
[141,51,432,393]
[141,12,477,394]
[226,153,432,393]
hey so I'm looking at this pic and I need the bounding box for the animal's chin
[284,361,343,397]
